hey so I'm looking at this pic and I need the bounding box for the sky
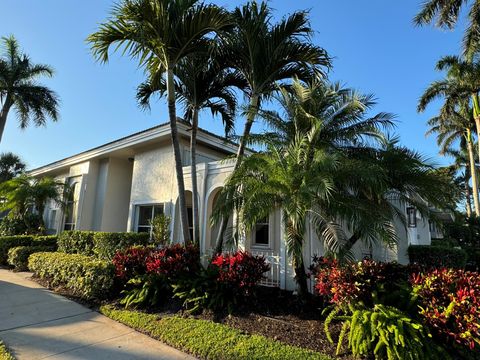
[0,0,468,170]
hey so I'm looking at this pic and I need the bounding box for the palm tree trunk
[286,221,309,299]
[466,128,480,216]
[167,68,191,244]
[465,166,473,217]
[190,109,200,246]
[214,95,259,253]
[0,98,12,143]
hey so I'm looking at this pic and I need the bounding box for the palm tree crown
[0,35,59,142]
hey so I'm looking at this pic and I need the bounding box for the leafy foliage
[149,214,171,246]
[0,152,25,182]
[28,252,115,300]
[93,232,149,260]
[0,234,56,264]
[100,305,332,360]
[173,251,269,313]
[0,213,43,236]
[7,245,55,271]
[57,230,96,255]
[0,341,14,360]
[408,245,467,269]
[324,304,443,359]
[411,268,480,351]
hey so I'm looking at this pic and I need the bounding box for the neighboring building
[30,121,449,291]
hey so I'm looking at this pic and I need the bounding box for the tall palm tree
[0,152,25,183]
[0,35,59,143]
[425,102,480,215]
[137,53,242,245]
[87,0,232,244]
[214,1,331,252]
[414,0,480,59]
[418,55,480,214]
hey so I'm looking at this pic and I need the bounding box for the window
[407,207,417,228]
[64,182,78,231]
[253,216,269,246]
[47,209,58,230]
[136,204,164,234]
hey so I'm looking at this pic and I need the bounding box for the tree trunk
[167,68,191,244]
[214,95,259,254]
[293,252,309,299]
[466,129,480,217]
[0,98,12,143]
[190,109,200,246]
[465,168,473,217]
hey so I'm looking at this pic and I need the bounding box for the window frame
[252,214,271,249]
[134,203,165,237]
[407,207,417,228]
[63,180,80,231]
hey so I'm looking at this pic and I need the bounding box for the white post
[279,209,286,290]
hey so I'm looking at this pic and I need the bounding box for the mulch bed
[31,276,354,359]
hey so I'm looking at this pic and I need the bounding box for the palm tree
[87,0,232,244]
[418,55,480,214]
[0,35,59,143]
[424,102,480,215]
[0,152,25,183]
[414,0,480,59]
[137,53,242,245]
[213,1,331,252]
[0,175,65,225]
[214,79,394,296]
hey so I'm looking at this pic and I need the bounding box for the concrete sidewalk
[0,269,195,360]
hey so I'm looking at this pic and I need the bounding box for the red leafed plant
[145,243,200,279]
[411,268,480,350]
[313,257,389,306]
[211,251,270,295]
[112,245,152,279]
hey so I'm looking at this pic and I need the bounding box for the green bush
[28,252,115,299]
[100,305,332,360]
[57,231,95,255]
[0,341,14,360]
[150,214,171,246]
[431,238,458,248]
[0,235,32,264]
[324,304,444,360]
[7,245,56,271]
[408,245,467,269]
[93,232,150,260]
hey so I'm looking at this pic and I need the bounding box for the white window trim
[134,203,165,237]
[251,213,273,250]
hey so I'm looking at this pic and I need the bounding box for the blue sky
[0,0,467,169]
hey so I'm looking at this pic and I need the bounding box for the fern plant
[324,304,447,360]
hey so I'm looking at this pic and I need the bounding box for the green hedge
[100,305,332,360]
[0,341,14,360]
[7,245,56,271]
[28,252,115,299]
[0,235,57,264]
[408,245,467,269]
[93,232,150,260]
[58,231,150,260]
[57,231,95,256]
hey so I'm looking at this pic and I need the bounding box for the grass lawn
[100,305,334,360]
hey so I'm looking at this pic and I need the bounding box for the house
[30,121,445,291]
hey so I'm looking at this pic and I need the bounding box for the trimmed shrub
[57,231,95,255]
[33,235,58,247]
[0,341,14,360]
[28,252,115,299]
[0,235,33,264]
[411,268,480,351]
[7,245,56,271]
[93,232,150,260]
[100,305,332,360]
[408,245,467,269]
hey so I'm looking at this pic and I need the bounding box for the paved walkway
[0,269,195,360]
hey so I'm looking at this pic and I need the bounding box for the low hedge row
[7,245,56,271]
[100,305,332,360]
[408,245,467,269]
[58,231,149,260]
[28,252,115,299]
[0,235,57,264]
[0,341,14,360]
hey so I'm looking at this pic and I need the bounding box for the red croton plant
[411,268,480,350]
[211,251,270,295]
